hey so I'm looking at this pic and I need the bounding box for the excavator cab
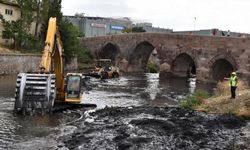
[65,73,83,103]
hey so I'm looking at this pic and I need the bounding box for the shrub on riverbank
[180,90,209,109]
[147,62,158,73]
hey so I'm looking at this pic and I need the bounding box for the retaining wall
[0,54,78,75]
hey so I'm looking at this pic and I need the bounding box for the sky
[62,0,250,33]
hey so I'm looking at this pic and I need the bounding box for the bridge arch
[171,52,197,77]
[209,54,238,81]
[128,41,157,72]
[97,42,120,65]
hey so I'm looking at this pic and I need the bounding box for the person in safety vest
[230,72,238,99]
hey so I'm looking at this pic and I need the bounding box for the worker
[230,72,238,99]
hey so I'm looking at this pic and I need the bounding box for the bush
[180,90,209,109]
[147,62,158,73]
[22,35,43,53]
[77,48,93,70]
[77,48,93,64]
[194,89,209,99]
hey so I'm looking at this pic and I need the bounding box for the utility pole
[194,17,197,31]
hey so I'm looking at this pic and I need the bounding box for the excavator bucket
[14,73,56,114]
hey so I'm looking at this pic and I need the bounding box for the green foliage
[59,19,81,64]
[48,0,62,24]
[180,96,200,110]
[77,48,93,70]
[193,89,209,99]
[122,28,132,33]
[24,36,43,52]
[0,0,82,63]
[33,0,42,37]
[41,0,62,41]
[180,90,209,109]
[41,0,49,22]
[132,27,146,33]
[122,27,146,33]
[147,62,158,73]
[78,48,93,64]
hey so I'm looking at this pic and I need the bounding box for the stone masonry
[80,33,250,82]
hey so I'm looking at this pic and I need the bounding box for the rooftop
[0,0,19,7]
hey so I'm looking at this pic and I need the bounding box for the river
[0,73,249,149]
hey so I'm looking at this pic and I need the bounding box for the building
[64,16,133,37]
[174,29,250,38]
[64,15,173,37]
[0,0,37,46]
[133,22,173,33]
[65,15,250,38]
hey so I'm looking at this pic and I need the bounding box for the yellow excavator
[14,18,85,114]
[85,59,120,79]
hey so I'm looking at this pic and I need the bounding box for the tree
[59,19,82,64]
[48,0,62,23]
[41,0,62,41]
[132,27,146,33]
[0,0,34,49]
[33,0,42,37]
[40,0,49,40]
[122,27,146,33]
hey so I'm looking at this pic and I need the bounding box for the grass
[214,79,247,96]
[180,89,209,110]
[180,80,250,118]
[193,80,250,118]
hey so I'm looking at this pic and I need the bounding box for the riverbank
[196,89,250,118]
[181,80,250,118]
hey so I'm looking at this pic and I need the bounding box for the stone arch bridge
[80,33,250,82]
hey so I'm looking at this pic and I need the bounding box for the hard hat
[231,72,236,75]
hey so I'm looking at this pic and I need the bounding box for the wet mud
[60,106,250,150]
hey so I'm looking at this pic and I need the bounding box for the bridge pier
[196,67,210,82]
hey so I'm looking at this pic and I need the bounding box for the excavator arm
[40,17,65,100]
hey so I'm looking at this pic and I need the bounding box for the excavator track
[14,73,56,115]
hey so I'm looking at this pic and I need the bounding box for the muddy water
[84,73,215,109]
[0,73,249,149]
[0,75,85,149]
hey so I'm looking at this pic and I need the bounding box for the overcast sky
[62,0,250,33]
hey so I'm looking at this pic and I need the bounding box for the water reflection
[145,73,160,100]
[0,75,16,97]
[188,78,196,95]
[86,73,213,108]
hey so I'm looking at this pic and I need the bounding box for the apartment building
[0,0,37,46]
